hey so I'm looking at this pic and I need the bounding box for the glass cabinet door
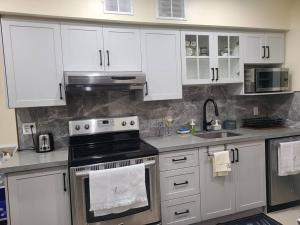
[216,35,241,82]
[217,36,229,80]
[184,34,212,83]
[229,36,241,80]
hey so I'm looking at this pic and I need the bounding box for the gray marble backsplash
[15,86,297,149]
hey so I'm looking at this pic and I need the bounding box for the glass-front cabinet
[182,31,243,85]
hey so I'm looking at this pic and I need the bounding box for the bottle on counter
[189,119,196,135]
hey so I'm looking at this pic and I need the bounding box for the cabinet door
[233,141,266,212]
[181,32,214,85]
[7,167,71,225]
[141,29,182,101]
[242,34,265,64]
[61,24,104,71]
[214,34,243,84]
[266,33,285,64]
[1,18,65,108]
[199,146,236,220]
[103,27,141,71]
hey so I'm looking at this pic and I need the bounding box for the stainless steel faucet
[203,99,219,131]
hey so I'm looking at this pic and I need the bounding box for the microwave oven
[244,68,290,93]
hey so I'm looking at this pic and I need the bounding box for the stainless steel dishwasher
[266,136,300,212]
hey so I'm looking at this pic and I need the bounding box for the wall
[0,0,293,30]
[286,0,300,91]
[0,25,18,145]
[16,86,277,149]
[0,67,17,145]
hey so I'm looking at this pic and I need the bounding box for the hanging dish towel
[278,141,300,176]
[211,151,231,177]
[89,163,148,217]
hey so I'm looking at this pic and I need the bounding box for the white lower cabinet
[7,167,71,225]
[161,195,201,225]
[160,149,201,225]
[199,141,266,221]
[199,145,236,220]
[160,167,200,201]
[232,142,266,212]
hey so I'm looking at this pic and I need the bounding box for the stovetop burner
[68,116,158,167]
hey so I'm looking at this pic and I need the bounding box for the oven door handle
[74,160,157,177]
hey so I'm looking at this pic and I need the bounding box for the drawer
[160,167,200,201]
[161,194,201,225]
[159,149,199,171]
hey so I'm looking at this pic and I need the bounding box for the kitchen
[0,0,300,225]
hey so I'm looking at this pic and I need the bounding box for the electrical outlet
[22,123,36,135]
[253,106,259,116]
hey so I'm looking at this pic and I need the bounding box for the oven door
[255,68,289,93]
[69,156,160,225]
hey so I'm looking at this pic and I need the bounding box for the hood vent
[64,71,146,91]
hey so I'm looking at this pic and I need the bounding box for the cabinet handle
[99,50,103,66]
[175,209,190,216]
[174,181,189,186]
[266,46,270,59]
[172,157,187,162]
[145,81,149,96]
[211,68,215,81]
[59,83,63,100]
[235,148,239,162]
[231,149,235,163]
[63,173,67,192]
[262,46,266,59]
[106,50,110,66]
[216,68,219,81]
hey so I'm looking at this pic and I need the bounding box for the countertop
[1,127,300,173]
[0,148,68,174]
[143,127,300,152]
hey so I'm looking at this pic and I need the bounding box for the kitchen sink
[193,131,242,139]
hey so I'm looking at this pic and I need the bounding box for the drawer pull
[174,181,189,186]
[172,157,187,162]
[175,209,190,216]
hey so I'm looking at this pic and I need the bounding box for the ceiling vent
[104,0,133,15]
[157,0,185,20]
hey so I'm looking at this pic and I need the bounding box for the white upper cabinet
[1,18,65,108]
[141,29,182,101]
[266,33,285,64]
[242,34,265,63]
[61,25,142,72]
[214,33,243,84]
[103,27,142,71]
[243,33,285,64]
[61,24,104,71]
[182,32,214,85]
[182,31,243,85]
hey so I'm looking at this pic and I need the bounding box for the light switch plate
[253,106,259,116]
[22,123,36,135]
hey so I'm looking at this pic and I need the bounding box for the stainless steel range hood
[64,71,146,91]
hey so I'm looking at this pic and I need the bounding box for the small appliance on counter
[242,116,285,129]
[37,133,54,153]
[244,68,290,93]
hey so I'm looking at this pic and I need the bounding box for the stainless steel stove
[68,116,161,225]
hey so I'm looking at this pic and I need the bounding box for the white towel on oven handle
[89,163,148,217]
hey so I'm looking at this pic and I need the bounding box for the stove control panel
[69,116,139,136]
